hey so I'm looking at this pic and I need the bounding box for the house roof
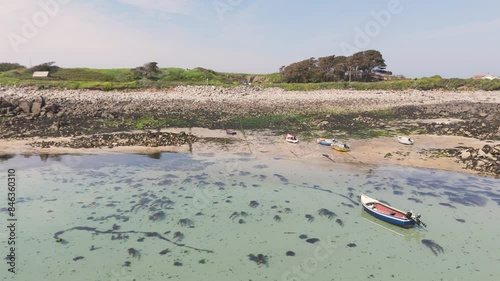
[32,71,50,77]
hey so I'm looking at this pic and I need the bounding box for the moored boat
[397,136,414,145]
[316,138,334,146]
[285,133,299,143]
[331,140,350,152]
[360,194,426,228]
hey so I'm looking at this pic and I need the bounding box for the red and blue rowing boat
[360,194,426,228]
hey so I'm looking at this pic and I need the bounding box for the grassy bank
[1,67,499,91]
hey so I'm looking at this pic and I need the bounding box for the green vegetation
[134,117,168,129]
[228,113,314,133]
[1,61,499,91]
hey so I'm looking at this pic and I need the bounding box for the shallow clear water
[1,153,499,281]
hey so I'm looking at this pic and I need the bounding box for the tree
[131,62,161,79]
[280,58,318,83]
[279,50,390,83]
[28,62,59,73]
[0,63,25,72]
[348,50,387,81]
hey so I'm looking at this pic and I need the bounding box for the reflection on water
[1,153,499,281]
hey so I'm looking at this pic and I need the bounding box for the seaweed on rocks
[412,191,440,198]
[149,211,166,221]
[249,201,259,208]
[421,239,444,256]
[305,214,314,222]
[273,215,281,222]
[173,231,184,242]
[248,254,268,266]
[336,218,344,227]
[408,198,423,204]
[439,203,456,209]
[229,211,239,219]
[159,249,171,255]
[178,218,194,227]
[446,193,487,207]
[273,174,289,183]
[318,208,337,219]
[306,238,320,244]
[128,248,139,258]
[341,202,354,208]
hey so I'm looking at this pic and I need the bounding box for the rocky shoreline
[29,131,197,149]
[1,86,499,176]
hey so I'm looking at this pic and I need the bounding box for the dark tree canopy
[0,63,25,72]
[28,62,59,73]
[131,62,161,79]
[280,50,391,83]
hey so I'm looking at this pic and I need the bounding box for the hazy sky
[1,0,499,78]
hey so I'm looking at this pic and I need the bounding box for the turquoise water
[1,153,499,281]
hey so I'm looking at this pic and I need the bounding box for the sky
[1,0,499,78]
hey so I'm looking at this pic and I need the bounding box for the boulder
[481,145,492,154]
[460,150,471,160]
[0,98,15,109]
[18,99,32,114]
[31,96,46,117]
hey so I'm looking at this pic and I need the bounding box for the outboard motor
[405,212,413,219]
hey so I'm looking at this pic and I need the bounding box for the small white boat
[397,136,414,145]
[285,133,299,143]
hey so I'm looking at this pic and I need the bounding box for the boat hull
[362,205,415,228]
[331,144,349,152]
[316,139,332,146]
[361,194,415,228]
[286,134,299,143]
[397,136,414,145]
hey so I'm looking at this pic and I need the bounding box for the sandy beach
[1,86,499,176]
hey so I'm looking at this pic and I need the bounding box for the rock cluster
[431,145,500,176]
[29,131,197,149]
[0,95,62,118]
[457,144,500,176]
[420,121,499,140]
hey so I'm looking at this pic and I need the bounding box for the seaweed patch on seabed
[442,191,488,207]
[412,191,441,198]
[273,174,289,184]
[421,239,444,256]
[53,227,213,253]
[438,202,456,209]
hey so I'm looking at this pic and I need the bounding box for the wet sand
[1,128,498,177]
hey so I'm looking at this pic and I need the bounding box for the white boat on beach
[397,136,414,145]
[285,133,299,143]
